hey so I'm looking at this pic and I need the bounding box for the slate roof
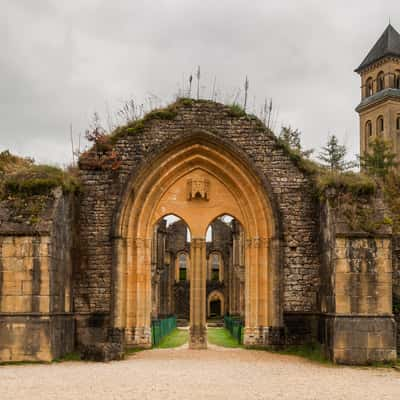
[355,24,400,73]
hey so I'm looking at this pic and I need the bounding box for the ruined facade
[1,25,400,365]
[0,98,397,364]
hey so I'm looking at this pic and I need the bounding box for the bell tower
[355,24,400,161]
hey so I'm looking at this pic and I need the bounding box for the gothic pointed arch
[111,129,282,347]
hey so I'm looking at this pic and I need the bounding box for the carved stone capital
[187,179,210,201]
[191,238,206,249]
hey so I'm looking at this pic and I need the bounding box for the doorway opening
[205,215,245,323]
[152,214,191,324]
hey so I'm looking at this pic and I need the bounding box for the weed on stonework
[52,352,82,363]
[275,343,331,364]
[246,342,331,365]
[0,360,48,367]
[362,359,400,370]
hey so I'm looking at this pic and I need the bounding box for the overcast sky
[1,0,399,166]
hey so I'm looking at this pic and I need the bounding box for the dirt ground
[0,346,399,400]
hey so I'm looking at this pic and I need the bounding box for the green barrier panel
[151,316,177,346]
[224,315,243,344]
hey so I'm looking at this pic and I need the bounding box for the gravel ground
[0,346,399,400]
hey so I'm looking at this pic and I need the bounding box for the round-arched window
[395,71,400,89]
[377,72,385,91]
[365,120,372,137]
[365,77,373,97]
[377,116,384,134]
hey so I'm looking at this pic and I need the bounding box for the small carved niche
[187,179,210,201]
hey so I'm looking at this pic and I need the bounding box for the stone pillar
[131,237,152,348]
[151,272,160,320]
[243,237,282,346]
[189,238,207,349]
[113,237,127,328]
[244,238,260,345]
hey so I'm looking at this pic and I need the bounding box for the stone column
[244,238,259,345]
[131,237,152,348]
[189,238,207,349]
[151,271,160,319]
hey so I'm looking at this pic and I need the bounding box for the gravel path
[0,346,399,400]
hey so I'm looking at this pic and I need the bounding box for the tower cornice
[355,88,400,112]
[356,56,400,76]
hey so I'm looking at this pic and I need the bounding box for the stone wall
[76,100,320,344]
[319,197,396,364]
[393,235,400,295]
[0,189,75,362]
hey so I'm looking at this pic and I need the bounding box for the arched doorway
[112,133,280,349]
[151,215,191,320]
[208,291,224,318]
[205,215,245,320]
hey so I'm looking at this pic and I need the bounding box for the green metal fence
[224,315,243,344]
[152,316,177,347]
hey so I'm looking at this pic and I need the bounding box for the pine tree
[279,125,313,157]
[360,137,398,179]
[318,135,355,171]
[279,126,301,151]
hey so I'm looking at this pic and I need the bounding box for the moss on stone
[177,97,195,107]
[316,171,377,198]
[107,103,180,144]
[3,165,78,197]
[108,120,146,144]
[0,151,79,224]
[274,138,322,176]
[227,104,246,118]
[143,108,178,121]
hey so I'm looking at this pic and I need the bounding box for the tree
[360,137,398,179]
[318,135,355,171]
[279,125,313,157]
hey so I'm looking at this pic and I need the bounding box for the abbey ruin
[0,25,400,365]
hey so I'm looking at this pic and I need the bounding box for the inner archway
[112,133,281,349]
[151,215,191,322]
[205,215,245,322]
[208,291,224,318]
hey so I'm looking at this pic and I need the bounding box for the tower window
[365,120,372,137]
[395,71,400,89]
[365,77,373,97]
[397,116,400,130]
[377,116,384,134]
[377,72,385,91]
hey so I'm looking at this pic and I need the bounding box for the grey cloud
[0,0,399,164]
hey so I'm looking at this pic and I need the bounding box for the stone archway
[207,290,224,317]
[112,132,281,349]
